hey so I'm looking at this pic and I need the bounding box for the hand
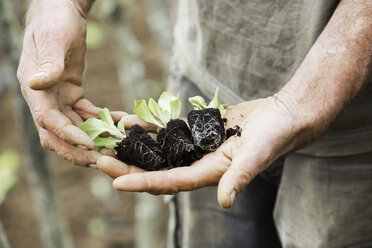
[17,0,102,166]
[97,96,306,208]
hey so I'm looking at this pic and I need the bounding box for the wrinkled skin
[21,0,372,209]
[97,0,372,209]
[98,98,305,208]
[17,0,109,166]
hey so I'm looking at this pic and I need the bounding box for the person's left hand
[97,96,307,208]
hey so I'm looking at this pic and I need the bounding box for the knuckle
[239,170,254,187]
[39,56,64,71]
[33,110,46,128]
[39,135,51,150]
[58,150,74,164]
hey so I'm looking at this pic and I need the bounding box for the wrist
[272,89,325,150]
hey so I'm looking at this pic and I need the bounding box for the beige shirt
[173,0,372,156]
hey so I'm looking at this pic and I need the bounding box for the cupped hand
[17,0,107,166]
[97,96,306,208]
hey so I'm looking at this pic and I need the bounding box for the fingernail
[113,178,121,189]
[88,163,97,169]
[230,189,237,206]
[77,145,88,150]
[31,71,47,78]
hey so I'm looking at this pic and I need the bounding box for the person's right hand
[17,0,103,167]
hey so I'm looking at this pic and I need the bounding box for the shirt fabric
[172,0,372,157]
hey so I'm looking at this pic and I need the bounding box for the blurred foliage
[86,21,105,50]
[90,175,113,202]
[87,217,106,238]
[0,149,20,205]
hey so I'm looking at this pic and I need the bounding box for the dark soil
[157,119,203,168]
[226,125,242,139]
[187,108,225,152]
[115,125,165,171]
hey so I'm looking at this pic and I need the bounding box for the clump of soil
[187,108,225,152]
[115,125,165,171]
[114,111,243,171]
[226,126,242,139]
[115,120,203,170]
[157,119,203,168]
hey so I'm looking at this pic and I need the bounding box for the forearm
[277,0,372,146]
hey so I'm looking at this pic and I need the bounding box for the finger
[98,148,116,157]
[28,29,67,90]
[38,108,94,149]
[62,108,83,126]
[217,137,264,209]
[38,127,101,166]
[73,99,128,123]
[72,98,102,119]
[112,143,233,194]
[97,156,144,179]
[110,111,128,122]
[120,114,158,133]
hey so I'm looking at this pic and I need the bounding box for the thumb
[28,44,65,90]
[217,150,263,209]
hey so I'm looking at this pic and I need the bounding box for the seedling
[188,87,228,151]
[79,89,241,171]
[131,92,202,168]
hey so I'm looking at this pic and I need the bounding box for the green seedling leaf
[79,118,108,140]
[148,98,171,124]
[218,104,228,118]
[79,118,124,140]
[208,87,220,109]
[189,96,207,110]
[170,94,182,119]
[98,108,114,126]
[133,100,165,128]
[79,108,126,149]
[117,118,125,134]
[189,87,228,117]
[93,136,121,149]
[158,92,177,114]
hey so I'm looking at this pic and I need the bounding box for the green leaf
[218,104,228,118]
[79,118,124,140]
[117,118,125,134]
[79,118,108,140]
[148,98,171,124]
[98,108,114,126]
[170,93,182,119]
[189,96,207,110]
[93,136,121,149]
[133,100,165,128]
[158,92,177,114]
[148,98,161,119]
[208,87,220,108]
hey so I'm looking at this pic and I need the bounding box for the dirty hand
[97,96,307,208]
[17,0,104,166]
